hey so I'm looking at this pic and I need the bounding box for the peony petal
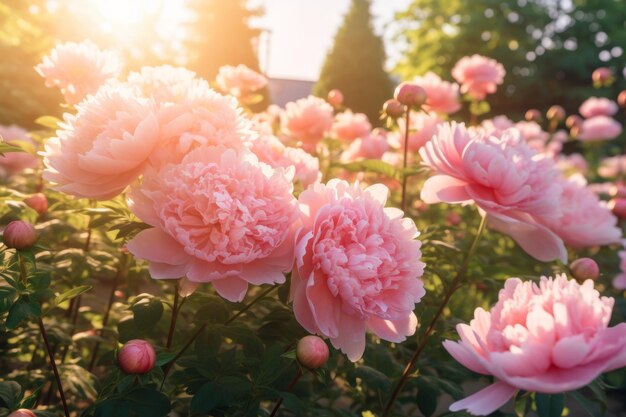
[443,340,490,375]
[212,277,249,302]
[127,228,189,265]
[552,334,591,368]
[330,313,367,362]
[421,175,471,204]
[367,312,417,343]
[449,381,517,416]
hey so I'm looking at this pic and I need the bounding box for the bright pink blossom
[331,110,372,143]
[577,116,622,141]
[444,274,626,415]
[452,55,505,100]
[291,180,425,361]
[127,146,299,302]
[215,64,267,98]
[43,84,160,199]
[35,40,122,104]
[0,125,39,176]
[413,72,461,114]
[420,122,567,262]
[579,97,618,118]
[280,96,333,151]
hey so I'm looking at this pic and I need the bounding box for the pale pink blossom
[555,153,588,176]
[215,64,267,98]
[598,155,626,178]
[579,97,619,118]
[126,65,200,104]
[399,111,444,152]
[577,116,622,141]
[35,40,122,104]
[340,129,389,162]
[149,82,253,168]
[452,55,505,100]
[43,84,160,199]
[0,125,39,176]
[613,240,626,289]
[515,121,550,154]
[413,71,461,114]
[420,122,567,262]
[480,115,514,136]
[280,95,334,151]
[444,274,626,415]
[545,175,621,248]
[291,180,425,361]
[331,110,372,143]
[127,146,299,302]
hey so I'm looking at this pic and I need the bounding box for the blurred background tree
[394,0,626,119]
[314,0,393,124]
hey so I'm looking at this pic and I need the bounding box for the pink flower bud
[382,99,404,119]
[3,220,37,250]
[446,211,461,226]
[610,184,626,198]
[546,105,566,122]
[570,258,600,282]
[327,89,344,108]
[592,67,614,86]
[24,193,48,215]
[8,410,37,417]
[618,90,626,109]
[524,109,542,122]
[296,335,329,369]
[565,115,582,129]
[118,339,156,374]
[394,82,427,108]
[609,198,626,219]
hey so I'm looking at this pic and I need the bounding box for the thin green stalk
[166,282,181,349]
[382,214,487,417]
[269,367,302,417]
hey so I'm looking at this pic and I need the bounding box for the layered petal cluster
[341,129,389,162]
[443,274,626,416]
[215,64,267,98]
[331,110,372,143]
[280,95,334,151]
[127,146,299,302]
[579,97,618,118]
[413,72,461,114]
[126,65,200,104]
[452,55,505,100]
[35,40,122,104]
[399,111,444,152]
[420,122,566,262]
[598,155,626,178]
[578,116,622,141]
[43,85,160,199]
[0,125,39,176]
[291,180,425,361]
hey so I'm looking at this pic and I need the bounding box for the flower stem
[400,108,411,213]
[382,214,487,417]
[88,266,122,371]
[166,282,181,349]
[269,367,302,417]
[38,318,71,417]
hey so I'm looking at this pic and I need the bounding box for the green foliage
[314,0,394,123]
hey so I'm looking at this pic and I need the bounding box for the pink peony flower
[443,274,626,416]
[35,40,122,104]
[480,115,514,136]
[579,97,618,118]
[331,110,372,143]
[341,129,389,162]
[413,72,461,114]
[148,82,253,169]
[545,175,621,248]
[514,121,551,155]
[613,240,626,290]
[577,116,622,141]
[118,339,156,374]
[398,111,444,152]
[215,64,267,98]
[126,65,200,104]
[420,122,567,262]
[43,84,160,199]
[127,146,299,302]
[280,95,334,151]
[598,155,626,178]
[452,55,505,100]
[291,180,425,361]
[0,125,39,176]
[556,153,588,176]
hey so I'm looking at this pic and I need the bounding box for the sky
[254,0,412,81]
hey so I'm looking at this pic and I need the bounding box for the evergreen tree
[314,0,393,123]
[185,0,262,80]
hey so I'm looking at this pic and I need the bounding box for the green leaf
[54,285,92,306]
[469,100,491,116]
[190,381,221,413]
[94,388,170,417]
[568,390,601,417]
[34,115,62,130]
[131,298,163,327]
[6,298,41,329]
[352,365,391,391]
[0,141,24,156]
[515,392,531,417]
[416,384,439,417]
[535,393,564,417]
[0,381,22,409]
[338,159,398,179]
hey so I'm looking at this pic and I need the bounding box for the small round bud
[565,115,582,129]
[445,211,461,226]
[570,258,600,282]
[524,109,542,122]
[394,82,427,108]
[592,67,614,87]
[609,184,626,198]
[327,89,344,108]
[3,220,37,250]
[24,193,48,215]
[382,99,405,119]
[618,90,626,109]
[118,339,156,375]
[296,335,329,369]
[8,410,37,417]
[609,198,626,219]
[546,105,566,122]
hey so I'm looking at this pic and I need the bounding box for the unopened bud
[3,220,37,250]
[24,193,48,215]
[570,258,600,282]
[524,109,542,122]
[394,82,427,109]
[382,99,405,119]
[547,105,566,122]
[565,115,582,129]
[296,335,329,369]
[8,410,36,417]
[592,67,614,87]
[618,90,626,109]
[327,89,344,108]
[609,198,626,219]
[118,339,156,374]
